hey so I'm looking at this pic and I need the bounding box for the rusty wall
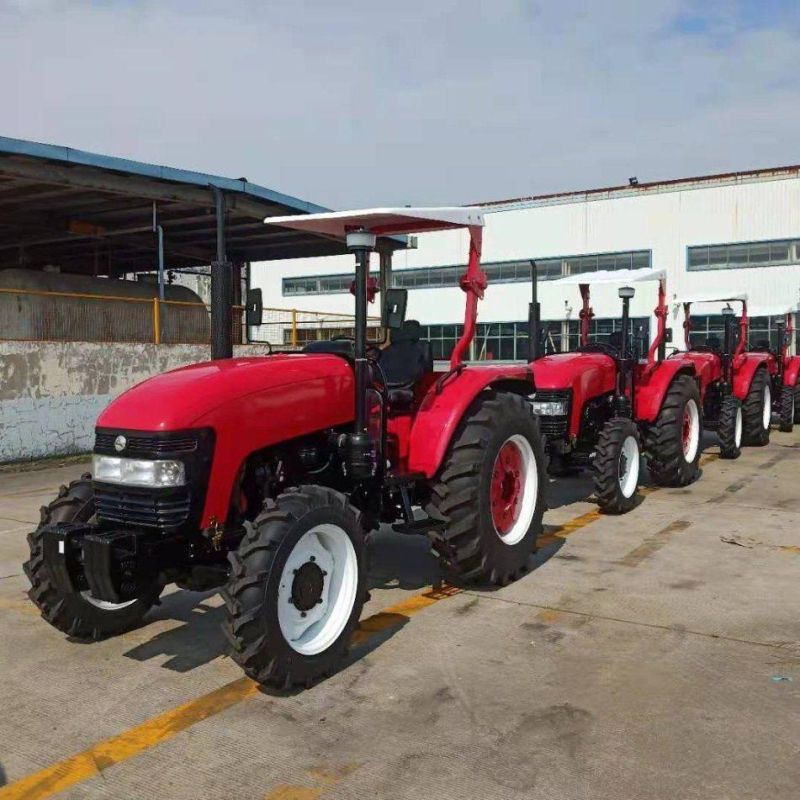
[0,342,271,462]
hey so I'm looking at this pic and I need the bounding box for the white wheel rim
[80,591,137,610]
[682,399,700,463]
[490,434,539,546]
[618,435,640,499]
[277,524,358,656]
[735,406,742,447]
[762,384,771,430]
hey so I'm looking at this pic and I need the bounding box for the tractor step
[392,517,446,535]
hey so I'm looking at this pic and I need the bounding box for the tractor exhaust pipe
[528,260,541,361]
[617,285,635,404]
[347,229,377,479]
[721,304,737,386]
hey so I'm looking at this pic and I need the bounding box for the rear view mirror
[382,288,408,329]
[245,288,263,327]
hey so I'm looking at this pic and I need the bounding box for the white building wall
[252,172,800,338]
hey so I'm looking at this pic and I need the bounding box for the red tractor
[24,208,548,688]
[747,303,800,433]
[529,268,703,513]
[675,295,774,458]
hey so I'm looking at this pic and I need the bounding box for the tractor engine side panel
[531,353,616,438]
[407,365,534,478]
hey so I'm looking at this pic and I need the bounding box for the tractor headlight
[530,399,569,416]
[92,455,186,488]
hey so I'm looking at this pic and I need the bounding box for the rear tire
[427,391,545,586]
[23,475,160,640]
[221,485,367,689]
[779,384,795,432]
[794,383,800,424]
[718,396,743,459]
[645,375,703,486]
[742,368,771,446]
[593,417,640,514]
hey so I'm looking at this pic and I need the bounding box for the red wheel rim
[682,407,692,456]
[491,440,524,535]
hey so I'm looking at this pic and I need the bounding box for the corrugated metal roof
[473,165,800,213]
[0,136,404,276]
[0,135,328,215]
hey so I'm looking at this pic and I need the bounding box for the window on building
[687,238,800,271]
[282,250,652,295]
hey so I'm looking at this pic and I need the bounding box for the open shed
[0,136,404,356]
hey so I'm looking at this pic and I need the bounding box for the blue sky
[1,0,799,207]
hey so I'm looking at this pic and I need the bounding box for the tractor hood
[97,354,355,431]
[531,352,617,439]
[531,352,616,396]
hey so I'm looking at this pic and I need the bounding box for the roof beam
[0,156,290,219]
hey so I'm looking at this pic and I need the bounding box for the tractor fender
[407,364,534,478]
[783,356,800,388]
[634,359,696,423]
[732,354,770,400]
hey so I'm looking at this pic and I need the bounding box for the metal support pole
[211,187,232,359]
[379,248,393,295]
[244,261,251,344]
[528,260,540,361]
[354,248,369,434]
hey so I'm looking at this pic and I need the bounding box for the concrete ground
[0,432,798,800]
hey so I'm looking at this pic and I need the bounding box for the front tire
[221,486,367,689]
[718,395,743,459]
[427,391,545,585]
[742,368,771,446]
[779,384,795,433]
[23,476,161,640]
[645,375,703,486]
[593,417,641,514]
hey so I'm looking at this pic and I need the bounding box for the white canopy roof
[264,206,484,238]
[552,267,666,285]
[674,292,748,306]
[747,303,799,317]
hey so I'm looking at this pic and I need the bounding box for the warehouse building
[255,166,800,360]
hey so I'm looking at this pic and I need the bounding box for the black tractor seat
[378,320,433,409]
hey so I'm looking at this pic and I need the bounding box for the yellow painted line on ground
[0,586,463,800]
[350,584,461,646]
[537,508,601,548]
[264,763,360,800]
[616,519,692,567]
[1,449,726,800]
[0,677,259,800]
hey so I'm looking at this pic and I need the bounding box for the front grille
[531,390,571,440]
[94,432,197,456]
[95,485,191,529]
[538,416,569,438]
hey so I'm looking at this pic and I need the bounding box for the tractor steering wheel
[576,342,620,358]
